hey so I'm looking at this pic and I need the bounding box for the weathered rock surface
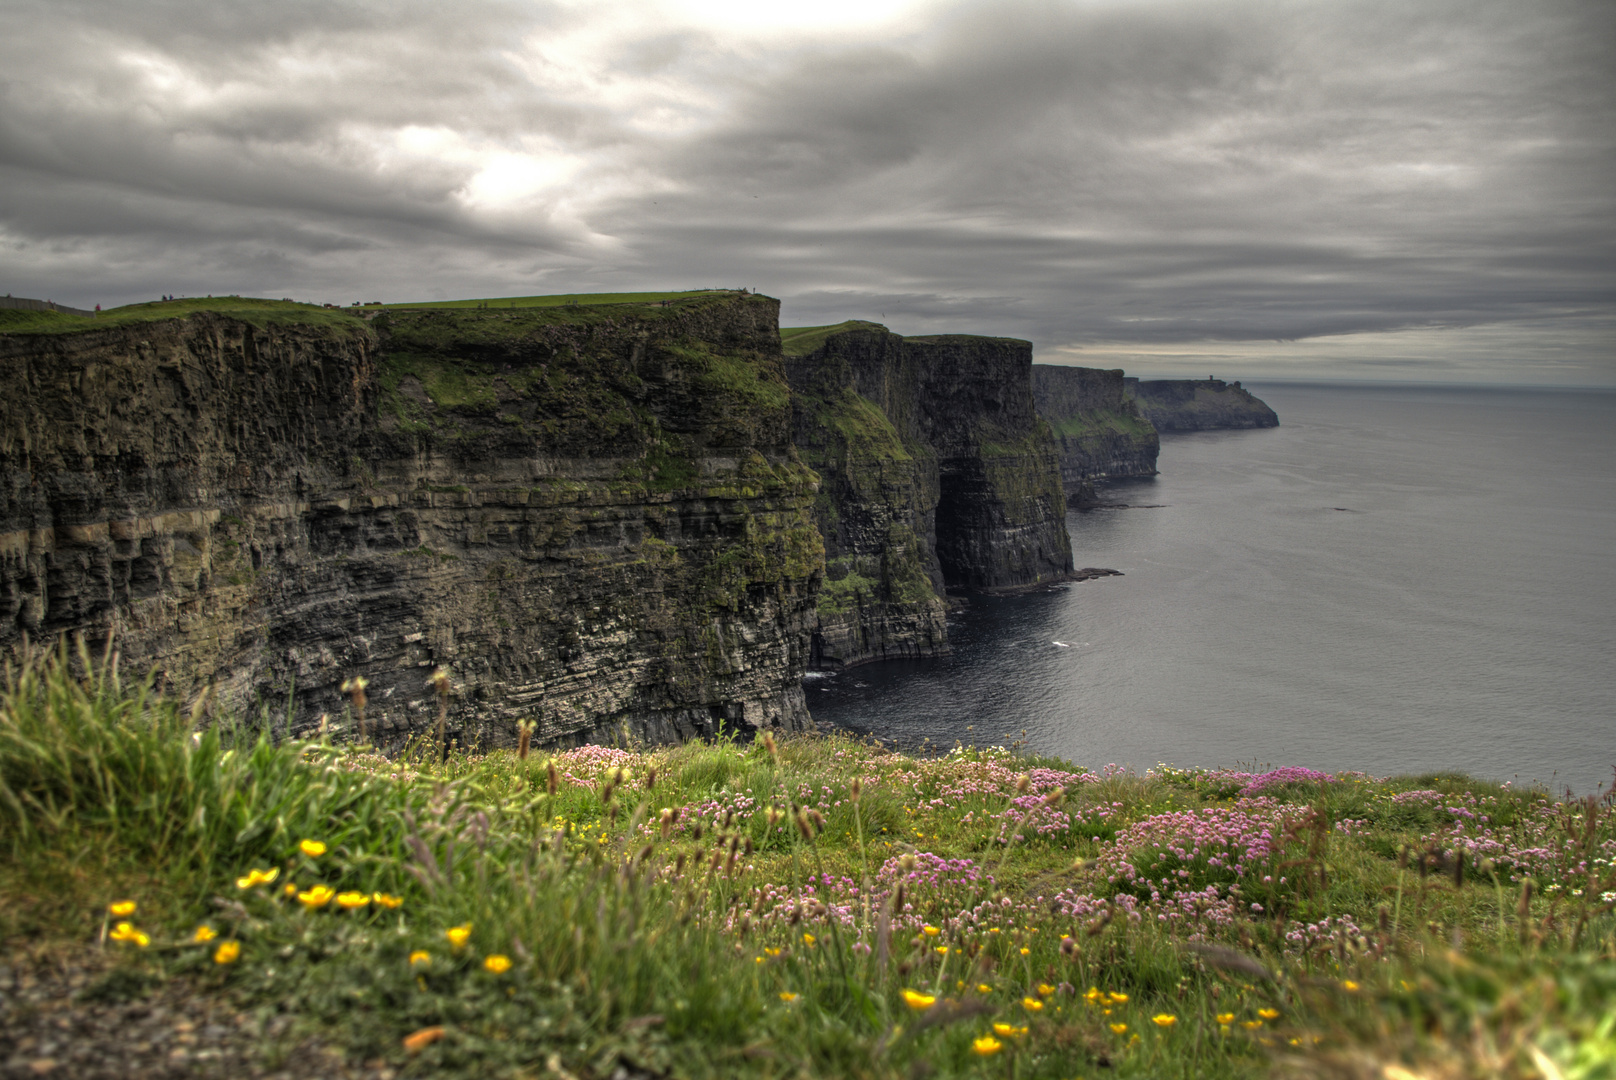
[0,294,822,750]
[1030,365,1159,503]
[1124,378,1279,431]
[785,323,1072,667]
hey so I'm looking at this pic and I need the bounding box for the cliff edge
[1125,378,1279,431]
[785,322,1072,668]
[0,293,822,749]
[1030,365,1159,504]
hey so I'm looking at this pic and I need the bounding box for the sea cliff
[1029,365,1159,504]
[1125,377,1279,431]
[785,322,1073,668]
[0,295,1079,740]
[0,294,822,748]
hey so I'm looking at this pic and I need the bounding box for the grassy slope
[780,320,890,357]
[0,291,744,338]
[1,651,1612,1080]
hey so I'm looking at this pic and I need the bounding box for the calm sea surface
[806,382,1616,795]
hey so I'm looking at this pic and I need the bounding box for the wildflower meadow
[1,642,1612,1078]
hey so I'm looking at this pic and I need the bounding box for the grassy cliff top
[781,321,1030,357]
[0,296,372,336]
[780,320,891,356]
[903,333,1030,348]
[2,650,1610,1079]
[384,289,736,310]
[0,290,750,338]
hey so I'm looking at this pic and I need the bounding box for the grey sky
[2,0,1611,383]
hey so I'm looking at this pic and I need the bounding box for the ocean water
[806,382,1616,796]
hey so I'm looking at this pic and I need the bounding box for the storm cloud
[2,0,1611,382]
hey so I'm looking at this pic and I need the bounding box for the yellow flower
[763,946,782,957]
[922,925,940,937]
[192,925,218,943]
[971,1036,1003,1056]
[108,900,136,917]
[1342,979,1360,992]
[802,933,816,947]
[1022,997,1044,1012]
[1152,1014,1177,1028]
[446,923,472,948]
[977,984,993,994]
[283,882,298,897]
[935,946,949,955]
[409,950,431,967]
[108,922,150,947]
[1242,1020,1264,1030]
[1085,986,1103,1001]
[1019,947,1031,956]
[778,991,798,1003]
[1110,1022,1128,1034]
[297,885,335,909]
[235,867,280,889]
[1216,1013,1235,1026]
[1258,1008,1280,1021]
[299,839,327,858]
[484,954,512,974]
[336,891,371,910]
[901,989,936,1010]
[989,927,1000,934]
[373,893,404,909]
[213,940,241,965]
[1037,983,1056,997]
[992,1023,1028,1038]
[1107,992,1129,1004]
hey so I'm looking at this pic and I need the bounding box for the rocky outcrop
[0,294,823,750]
[1125,378,1279,431]
[785,323,1072,668]
[1030,365,1159,503]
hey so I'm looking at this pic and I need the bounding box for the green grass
[2,646,1611,1079]
[385,290,735,311]
[0,291,744,338]
[0,296,372,336]
[780,320,891,356]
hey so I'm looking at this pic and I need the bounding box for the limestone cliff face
[785,323,1072,668]
[0,294,823,749]
[784,325,948,669]
[1125,378,1279,431]
[1030,365,1159,502]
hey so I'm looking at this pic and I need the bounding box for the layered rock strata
[0,294,822,749]
[1030,365,1160,504]
[1125,378,1279,431]
[785,323,1073,668]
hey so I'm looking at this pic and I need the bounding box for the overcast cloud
[2,0,1611,382]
